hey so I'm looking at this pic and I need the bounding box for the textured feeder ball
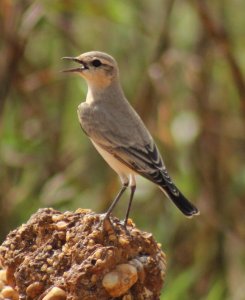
[0,208,166,300]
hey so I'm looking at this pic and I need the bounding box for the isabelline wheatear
[63,51,199,226]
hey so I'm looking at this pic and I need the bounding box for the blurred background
[0,0,245,299]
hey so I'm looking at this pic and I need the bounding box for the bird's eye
[92,59,102,67]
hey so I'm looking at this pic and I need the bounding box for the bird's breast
[77,102,95,137]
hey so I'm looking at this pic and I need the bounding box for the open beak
[62,57,87,73]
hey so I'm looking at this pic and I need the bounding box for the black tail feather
[160,186,199,217]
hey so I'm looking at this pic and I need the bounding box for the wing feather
[97,141,179,196]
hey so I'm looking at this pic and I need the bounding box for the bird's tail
[160,185,199,217]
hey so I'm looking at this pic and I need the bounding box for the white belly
[91,140,134,176]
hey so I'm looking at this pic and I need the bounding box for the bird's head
[62,51,119,88]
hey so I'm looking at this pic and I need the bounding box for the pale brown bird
[63,51,199,226]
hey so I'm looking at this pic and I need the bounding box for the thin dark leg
[104,183,128,219]
[124,185,136,227]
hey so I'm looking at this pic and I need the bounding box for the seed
[42,287,66,300]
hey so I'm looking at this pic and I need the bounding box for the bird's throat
[86,80,124,104]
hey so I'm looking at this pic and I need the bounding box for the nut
[56,221,67,230]
[1,286,19,300]
[42,287,66,300]
[0,270,6,283]
[26,282,44,298]
[102,264,138,297]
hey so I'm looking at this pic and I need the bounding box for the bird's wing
[98,140,179,196]
[78,102,178,195]
[95,136,200,217]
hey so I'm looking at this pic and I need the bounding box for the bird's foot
[118,219,131,236]
[99,213,116,233]
[98,213,132,237]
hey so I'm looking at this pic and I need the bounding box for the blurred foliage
[0,0,245,299]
